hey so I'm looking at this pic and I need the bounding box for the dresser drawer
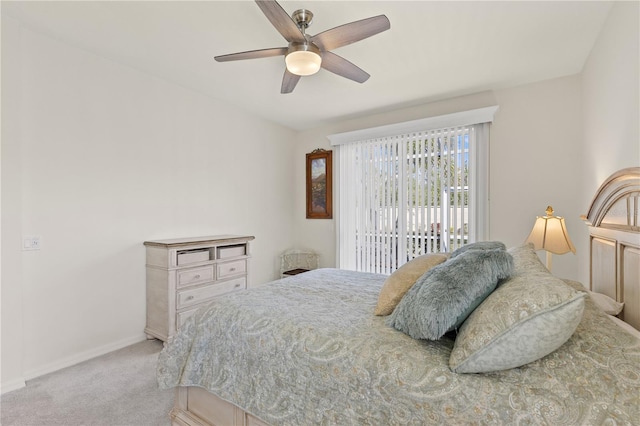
[177,249,210,265]
[218,260,246,278]
[177,266,214,288]
[177,277,246,309]
[217,244,246,259]
[176,307,199,329]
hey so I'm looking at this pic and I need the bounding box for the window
[329,107,496,273]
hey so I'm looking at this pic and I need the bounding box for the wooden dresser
[144,235,255,342]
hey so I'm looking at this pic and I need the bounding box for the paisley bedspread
[157,268,640,425]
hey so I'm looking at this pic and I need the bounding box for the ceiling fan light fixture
[215,1,391,93]
[285,42,321,76]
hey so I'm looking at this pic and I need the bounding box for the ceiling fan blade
[281,70,301,94]
[215,47,287,62]
[321,51,370,83]
[311,15,390,51]
[255,0,305,43]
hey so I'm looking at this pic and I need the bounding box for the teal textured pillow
[386,248,514,340]
[449,259,586,373]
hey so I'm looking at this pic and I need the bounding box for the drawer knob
[234,283,241,288]
[186,295,194,301]
[194,274,201,279]
[230,267,236,272]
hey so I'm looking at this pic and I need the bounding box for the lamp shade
[525,206,576,254]
[285,42,321,76]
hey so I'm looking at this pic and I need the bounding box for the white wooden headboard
[582,167,640,330]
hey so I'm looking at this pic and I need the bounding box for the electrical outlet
[22,236,42,251]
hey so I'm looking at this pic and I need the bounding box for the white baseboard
[1,377,27,394]
[23,333,148,381]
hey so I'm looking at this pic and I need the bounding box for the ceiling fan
[214,0,390,94]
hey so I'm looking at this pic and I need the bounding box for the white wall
[490,75,582,281]
[1,17,297,391]
[579,1,639,285]
[295,77,583,280]
[1,15,26,394]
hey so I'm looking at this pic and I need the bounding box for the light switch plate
[22,236,41,251]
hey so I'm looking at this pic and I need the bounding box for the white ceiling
[2,1,613,131]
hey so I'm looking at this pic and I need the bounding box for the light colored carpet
[1,339,174,426]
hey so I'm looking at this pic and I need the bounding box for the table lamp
[525,205,576,271]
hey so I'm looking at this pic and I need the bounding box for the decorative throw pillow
[449,263,586,374]
[508,243,549,275]
[449,241,507,259]
[374,254,449,316]
[386,248,514,339]
[588,291,624,315]
[561,277,624,316]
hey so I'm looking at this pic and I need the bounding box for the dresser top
[144,235,255,248]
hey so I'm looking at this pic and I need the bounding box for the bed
[157,167,640,426]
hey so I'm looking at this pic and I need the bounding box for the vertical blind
[335,123,490,274]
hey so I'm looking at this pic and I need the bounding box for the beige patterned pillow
[374,253,449,316]
[449,245,586,373]
[508,243,549,274]
[562,277,624,315]
[589,291,624,315]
